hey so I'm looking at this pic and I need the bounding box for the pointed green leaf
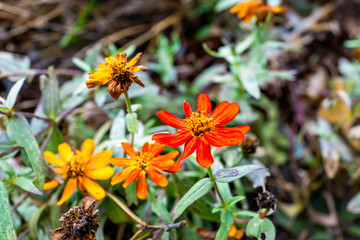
[0,182,17,240]
[173,178,214,220]
[152,201,172,224]
[126,112,138,133]
[72,57,92,72]
[215,165,265,183]
[5,78,25,109]
[215,210,233,240]
[41,66,61,118]
[13,176,42,195]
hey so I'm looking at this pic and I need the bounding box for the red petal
[211,101,230,119]
[157,110,188,129]
[178,137,200,161]
[197,94,212,116]
[121,142,136,158]
[203,126,246,147]
[183,101,192,118]
[232,125,251,134]
[210,102,239,126]
[147,168,168,187]
[141,142,151,153]
[149,142,165,157]
[152,130,192,147]
[196,138,214,168]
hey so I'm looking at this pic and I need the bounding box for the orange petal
[152,130,192,147]
[136,171,148,200]
[57,178,77,205]
[211,101,230,119]
[53,167,67,178]
[183,100,192,118]
[121,142,136,158]
[111,166,137,185]
[110,158,137,167]
[162,162,182,173]
[58,143,74,162]
[147,168,168,187]
[141,142,151,153]
[210,102,239,126]
[126,52,142,67]
[197,94,212,116]
[43,179,59,190]
[86,150,112,170]
[83,177,105,200]
[44,151,65,167]
[271,6,285,13]
[204,126,246,147]
[178,137,200,162]
[149,142,165,157]
[196,138,214,168]
[85,166,114,180]
[157,110,188,129]
[123,167,141,188]
[81,139,95,159]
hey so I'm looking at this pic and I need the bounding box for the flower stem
[106,192,147,226]
[207,168,226,207]
[259,208,269,219]
[123,92,135,146]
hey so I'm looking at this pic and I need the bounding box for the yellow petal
[43,180,59,190]
[86,150,112,170]
[126,52,142,67]
[53,167,67,178]
[136,171,147,200]
[81,139,95,159]
[44,151,65,167]
[85,166,114,180]
[57,178,77,205]
[58,143,74,162]
[83,177,105,200]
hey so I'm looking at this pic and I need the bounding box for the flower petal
[152,130,192,147]
[44,151,65,167]
[121,142,136,158]
[196,138,214,168]
[203,126,247,147]
[210,101,230,118]
[162,162,182,173]
[83,177,106,200]
[197,94,212,116]
[141,142,151,153]
[58,143,74,162]
[136,171,147,200]
[147,168,168,187]
[81,139,95,159]
[178,137,200,161]
[53,167,67,178]
[85,150,112,170]
[149,142,165,157]
[184,100,192,118]
[123,167,141,188]
[126,52,142,67]
[43,180,59,190]
[85,166,114,180]
[110,158,137,167]
[150,150,179,169]
[210,102,239,126]
[57,178,77,205]
[111,166,137,185]
[157,110,188,129]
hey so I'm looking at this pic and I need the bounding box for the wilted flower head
[111,142,179,199]
[43,139,114,205]
[50,197,100,240]
[230,0,285,24]
[86,52,148,100]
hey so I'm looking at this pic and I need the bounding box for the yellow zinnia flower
[86,52,148,100]
[43,139,114,205]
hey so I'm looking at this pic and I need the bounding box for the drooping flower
[110,142,179,200]
[86,52,148,100]
[152,94,250,168]
[50,197,100,240]
[43,139,114,205]
[230,0,285,24]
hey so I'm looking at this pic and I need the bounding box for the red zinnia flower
[152,94,250,168]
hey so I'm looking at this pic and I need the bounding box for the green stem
[124,92,135,146]
[207,168,226,207]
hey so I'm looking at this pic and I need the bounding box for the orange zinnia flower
[230,0,285,24]
[152,94,250,168]
[86,52,148,100]
[110,142,179,200]
[43,139,114,205]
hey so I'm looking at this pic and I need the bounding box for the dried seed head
[241,135,259,154]
[50,197,100,240]
[255,191,277,211]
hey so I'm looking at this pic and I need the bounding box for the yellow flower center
[67,154,86,178]
[186,111,213,137]
[134,151,154,171]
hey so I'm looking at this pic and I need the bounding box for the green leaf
[237,65,260,99]
[13,176,42,195]
[72,57,92,72]
[202,43,222,58]
[41,66,61,118]
[101,196,129,224]
[0,182,17,240]
[246,216,276,240]
[215,165,265,183]
[6,115,44,191]
[125,181,138,206]
[173,178,214,220]
[215,210,233,240]
[125,112,138,133]
[347,192,360,213]
[29,204,47,240]
[235,31,256,55]
[151,201,172,224]
[5,78,25,109]
[226,196,246,209]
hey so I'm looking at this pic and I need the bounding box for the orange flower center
[186,111,213,137]
[134,151,154,171]
[67,154,86,178]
